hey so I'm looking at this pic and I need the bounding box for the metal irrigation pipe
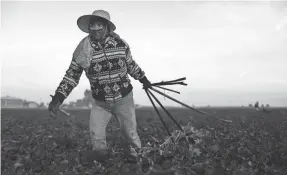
[152,77,186,85]
[149,87,208,116]
[151,81,188,86]
[147,87,232,123]
[153,85,180,94]
[145,89,173,138]
[147,89,184,132]
[164,77,186,83]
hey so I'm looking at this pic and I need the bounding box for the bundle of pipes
[144,77,232,142]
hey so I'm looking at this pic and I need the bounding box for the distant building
[1,96,41,108]
[1,96,24,108]
[27,101,39,108]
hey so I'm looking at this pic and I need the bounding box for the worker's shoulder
[78,35,90,45]
[73,35,91,56]
[74,36,90,50]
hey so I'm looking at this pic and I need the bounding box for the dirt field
[2,107,287,175]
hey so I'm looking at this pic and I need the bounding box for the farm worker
[254,101,259,111]
[48,10,152,162]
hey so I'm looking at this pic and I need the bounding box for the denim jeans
[89,91,141,151]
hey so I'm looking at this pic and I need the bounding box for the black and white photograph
[1,0,287,174]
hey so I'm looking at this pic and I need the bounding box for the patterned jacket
[54,34,145,103]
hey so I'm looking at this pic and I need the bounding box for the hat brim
[77,15,116,33]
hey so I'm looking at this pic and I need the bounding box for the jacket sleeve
[124,40,145,80]
[53,38,90,103]
[54,59,84,103]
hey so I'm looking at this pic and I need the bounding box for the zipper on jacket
[98,42,116,104]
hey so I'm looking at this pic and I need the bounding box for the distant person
[261,104,271,113]
[254,101,259,111]
[48,10,151,162]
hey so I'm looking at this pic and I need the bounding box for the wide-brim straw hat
[77,10,116,33]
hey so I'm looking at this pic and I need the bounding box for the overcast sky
[1,1,287,106]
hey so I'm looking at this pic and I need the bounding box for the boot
[86,147,113,163]
[123,146,139,163]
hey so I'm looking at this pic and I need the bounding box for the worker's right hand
[48,97,61,119]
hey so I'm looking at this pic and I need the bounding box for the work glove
[48,95,62,118]
[139,76,151,89]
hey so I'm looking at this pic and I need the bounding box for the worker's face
[89,19,108,41]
